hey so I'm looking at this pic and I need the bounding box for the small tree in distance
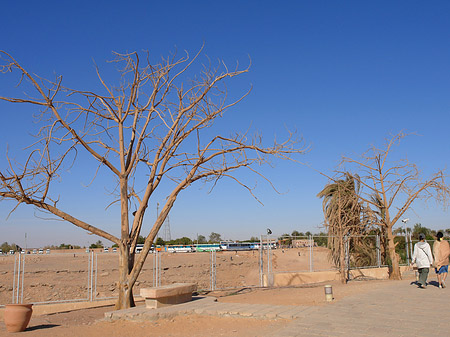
[89,240,104,249]
[0,48,307,309]
[208,232,222,243]
[155,237,165,246]
[197,235,207,244]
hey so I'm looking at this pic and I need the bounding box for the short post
[324,285,333,302]
[405,231,410,264]
[90,251,94,301]
[12,254,17,304]
[259,235,264,287]
[86,251,91,301]
[409,232,413,262]
[210,249,216,291]
[20,253,25,304]
[94,253,98,300]
[376,234,381,267]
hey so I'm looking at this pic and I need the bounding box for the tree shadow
[26,324,60,331]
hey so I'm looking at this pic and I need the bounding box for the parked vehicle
[194,244,221,252]
[166,245,195,253]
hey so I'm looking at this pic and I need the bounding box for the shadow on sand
[25,324,60,331]
[410,280,440,288]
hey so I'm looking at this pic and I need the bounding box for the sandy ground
[0,247,334,304]
[0,278,398,336]
[0,247,362,336]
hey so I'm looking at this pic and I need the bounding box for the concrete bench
[140,283,197,309]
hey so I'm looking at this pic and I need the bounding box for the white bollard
[324,285,333,302]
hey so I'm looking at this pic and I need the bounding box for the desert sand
[1,247,383,336]
[0,247,334,304]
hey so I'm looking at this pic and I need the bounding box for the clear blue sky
[1,1,449,248]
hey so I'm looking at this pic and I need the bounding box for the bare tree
[338,132,450,279]
[0,49,308,309]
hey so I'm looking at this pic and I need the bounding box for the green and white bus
[194,244,221,252]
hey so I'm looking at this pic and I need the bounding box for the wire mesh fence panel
[347,235,379,269]
[0,254,18,305]
[157,251,211,291]
[215,250,260,290]
[311,236,337,271]
[93,251,120,300]
[394,236,409,264]
[272,236,314,273]
[0,252,91,305]
[132,250,158,295]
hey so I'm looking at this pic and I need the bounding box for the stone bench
[140,283,197,309]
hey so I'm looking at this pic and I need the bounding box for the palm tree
[317,173,371,282]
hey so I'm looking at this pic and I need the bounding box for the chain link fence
[1,234,428,306]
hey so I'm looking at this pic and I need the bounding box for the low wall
[0,298,145,320]
[264,266,411,287]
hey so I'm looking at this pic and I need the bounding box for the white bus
[166,245,195,253]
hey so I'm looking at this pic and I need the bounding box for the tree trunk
[387,226,401,280]
[115,243,136,310]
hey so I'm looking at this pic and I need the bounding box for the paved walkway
[270,278,450,337]
[105,277,450,336]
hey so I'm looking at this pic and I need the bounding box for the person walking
[411,233,433,289]
[433,231,450,288]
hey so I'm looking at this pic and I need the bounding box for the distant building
[292,239,316,248]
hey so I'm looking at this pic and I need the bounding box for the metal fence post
[152,249,161,287]
[90,251,94,301]
[94,252,98,300]
[210,249,216,291]
[153,250,156,287]
[405,231,410,264]
[409,232,413,261]
[259,235,263,287]
[12,254,17,304]
[376,234,381,267]
[20,253,25,303]
[87,251,91,301]
[267,235,272,285]
[16,253,21,304]
[210,250,212,291]
[344,235,349,275]
[158,249,161,286]
[12,253,25,304]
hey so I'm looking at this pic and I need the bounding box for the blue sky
[1,1,450,247]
